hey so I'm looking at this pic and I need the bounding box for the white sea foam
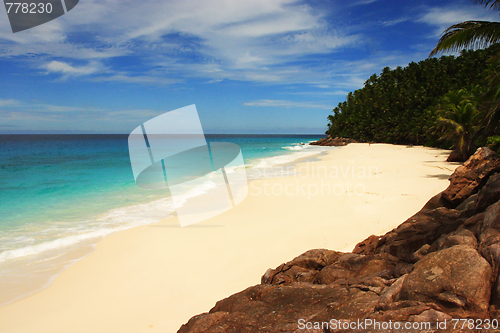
[253,147,325,169]
[0,180,220,264]
[0,145,326,263]
[282,142,308,150]
[0,141,334,270]
[283,146,303,150]
[0,144,334,263]
[0,138,339,307]
[0,228,116,263]
[246,145,335,179]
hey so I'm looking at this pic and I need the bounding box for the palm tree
[430,0,500,56]
[435,89,481,160]
[429,0,500,157]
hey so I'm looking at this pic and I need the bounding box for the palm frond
[472,0,500,11]
[430,21,500,56]
[485,105,500,128]
[436,117,461,130]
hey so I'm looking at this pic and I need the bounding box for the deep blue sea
[0,134,327,305]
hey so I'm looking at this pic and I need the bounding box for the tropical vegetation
[326,0,500,161]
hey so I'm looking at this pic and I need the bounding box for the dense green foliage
[326,44,500,147]
[432,88,485,159]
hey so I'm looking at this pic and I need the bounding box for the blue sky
[0,0,498,134]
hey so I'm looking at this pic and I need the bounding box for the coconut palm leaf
[472,0,500,11]
[436,117,462,134]
[430,21,500,56]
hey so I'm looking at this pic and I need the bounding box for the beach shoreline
[0,143,457,333]
[0,135,325,308]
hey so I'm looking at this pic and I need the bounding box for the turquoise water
[0,134,323,228]
[0,134,327,304]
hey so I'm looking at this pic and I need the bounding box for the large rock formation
[310,135,357,147]
[441,147,500,206]
[179,147,500,333]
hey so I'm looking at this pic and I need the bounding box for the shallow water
[0,134,329,305]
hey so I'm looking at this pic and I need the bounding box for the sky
[0,0,498,134]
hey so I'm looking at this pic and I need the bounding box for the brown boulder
[412,244,431,261]
[455,193,478,212]
[478,200,500,257]
[262,250,402,287]
[178,283,378,333]
[476,200,500,309]
[419,192,448,212]
[352,235,380,255]
[261,249,344,285]
[429,228,478,252]
[441,147,500,207]
[476,173,500,212]
[369,303,437,326]
[378,274,407,305]
[315,253,401,285]
[398,245,492,317]
[354,207,463,262]
[447,149,466,162]
[310,135,357,146]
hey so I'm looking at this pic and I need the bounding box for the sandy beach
[0,143,457,333]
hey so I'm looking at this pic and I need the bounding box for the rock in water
[310,135,357,146]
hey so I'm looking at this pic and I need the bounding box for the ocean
[0,134,331,306]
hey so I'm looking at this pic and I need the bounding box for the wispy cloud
[0,100,104,114]
[43,60,104,78]
[244,99,332,109]
[418,4,499,36]
[0,98,171,132]
[381,17,410,27]
[0,99,167,118]
[0,99,21,107]
[90,74,180,85]
[2,1,482,92]
[351,0,378,6]
[288,90,351,96]
[0,0,362,85]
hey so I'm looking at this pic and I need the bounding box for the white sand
[0,144,457,333]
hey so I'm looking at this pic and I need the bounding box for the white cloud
[221,6,319,37]
[0,99,20,107]
[42,59,179,84]
[0,98,186,132]
[290,90,351,96]
[90,74,179,85]
[419,4,499,36]
[351,0,378,6]
[0,99,103,113]
[0,0,361,85]
[382,17,409,27]
[43,60,104,77]
[37,104,103,113]
[0,0,442,90]
[244,99,332,109]
[0,99,165,123]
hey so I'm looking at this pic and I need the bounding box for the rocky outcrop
[446,149,466,162]
[398,245,492,317]
[310,135,357,146]
[352,207,464,262]
[179,147,500,333]
[441,147,500,207]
